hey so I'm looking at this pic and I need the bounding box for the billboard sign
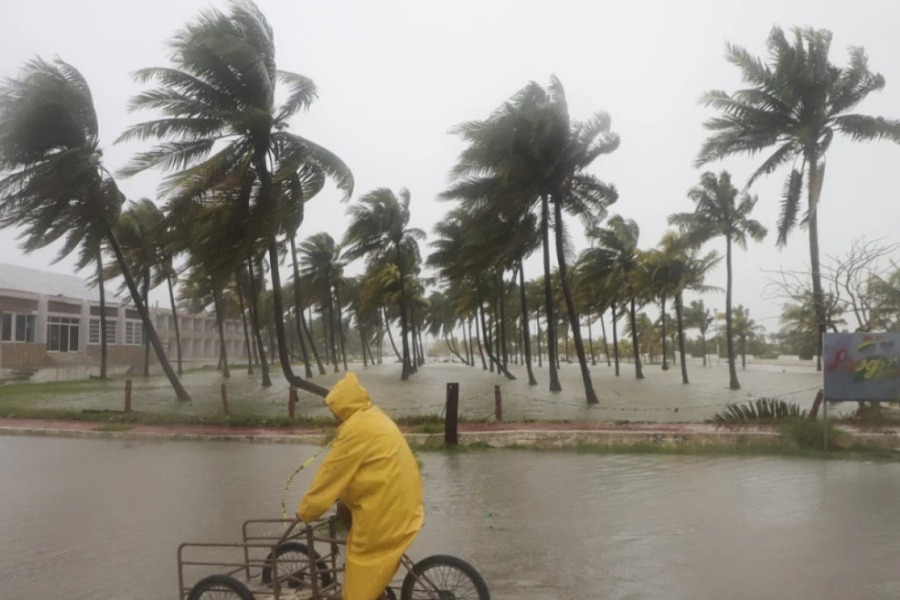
[823,332,900,402]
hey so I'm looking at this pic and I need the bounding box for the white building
[0,262,246,379]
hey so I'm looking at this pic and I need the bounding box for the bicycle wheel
[261,541,333,588]
[400,554,490,600]
[187,574,254,600]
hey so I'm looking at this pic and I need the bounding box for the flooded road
[3,436,899,599]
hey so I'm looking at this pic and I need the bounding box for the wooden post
[445,382,459,446]
[494,385,503,422]
[124,379,132,413]
[221,382,229,417]
[289,386,298,418]
[809,388,824,419]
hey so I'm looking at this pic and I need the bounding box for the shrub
[708,397,807,424]
[779,417,844,451]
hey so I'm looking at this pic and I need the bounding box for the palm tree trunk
[335,285,348,372]
[247,258,272,387]
[288,236,314,378]
[587,317,596,366]
[555,211,600,404]
[327,290,339,373]
[466,317,475,366]
[725,235,740,390]
[497,272,509,370]
[611,303,620,376]
[396,263,413,380]
[96,251,108,380]
[235,269,254,374]
[600,310,611,367]
[807,157,826,372]
[105,231,190,401]
[701,327,709,367]
[541,194,561,392]
[384,308,402,362]
[676,293,689,384]
[660,296,669,371]
[142,269,151,378]
[741,335,747,370]
[409,303,419,373]
[166,273,183,375]
[474,313,487,370]
[630,297,644,379]
[267,242,329,397]
[212,281,230,378]
[517,259,538,385]
[479,303,513,378]
[552,195,599,400]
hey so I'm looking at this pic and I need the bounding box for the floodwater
[2,436,900,599]
[24,358,837,424]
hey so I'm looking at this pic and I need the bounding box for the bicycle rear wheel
[400,554,489,600]
[187,574,254,600]
[261,541,332,588]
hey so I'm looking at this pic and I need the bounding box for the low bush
[708,397,807,424]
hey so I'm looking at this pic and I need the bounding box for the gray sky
[2,0,900,334]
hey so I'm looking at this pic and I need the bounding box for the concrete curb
[1,420,899,450]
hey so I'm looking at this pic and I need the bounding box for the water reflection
[2,437,899,599]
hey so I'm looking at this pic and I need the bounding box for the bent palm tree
[0,58,190,401]
[343,188,424,381]
[698,26,900,369]
[119,0,352,397]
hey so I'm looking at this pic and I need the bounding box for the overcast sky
[2,0,900,333]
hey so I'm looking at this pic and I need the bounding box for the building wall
[0,343,51,369]
[1,290,246,375]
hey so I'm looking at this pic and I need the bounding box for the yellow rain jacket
[298,373,424,600]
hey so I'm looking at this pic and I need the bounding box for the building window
[88,319,117,345]
[1,313,36,342]
[124,320,144,345]
[47,316,79,352]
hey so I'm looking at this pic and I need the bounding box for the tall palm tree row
[444,77,618,404]
[698,26,900,370]
[0,58,191,401]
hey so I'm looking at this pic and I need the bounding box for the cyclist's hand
[336,501,352,529]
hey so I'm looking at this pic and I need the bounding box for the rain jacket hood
[325,372,371,422]
[298,372,424,600]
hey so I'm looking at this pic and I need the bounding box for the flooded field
[20,357,832,424]
[2,435,899,599]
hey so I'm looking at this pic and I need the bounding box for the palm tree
[0,58,190,400]
[670,171,766,390]
[731,305,764,369]
[111,199,167,377]
[343,188,424,380]
[684,300,714,367]
[649,231,721,383]
[119,0,353,397]
[698,26,900,370]
[445,77,618,404]
[297,232,345,373]
[589,215,644,379]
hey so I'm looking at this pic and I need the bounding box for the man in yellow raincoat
[298,372,424,600]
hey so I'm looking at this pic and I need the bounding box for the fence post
[445,382,459,446]
[221,382,229,417]
[124,380,132,413]
[289,386,298,419]
[494,385,503,422]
